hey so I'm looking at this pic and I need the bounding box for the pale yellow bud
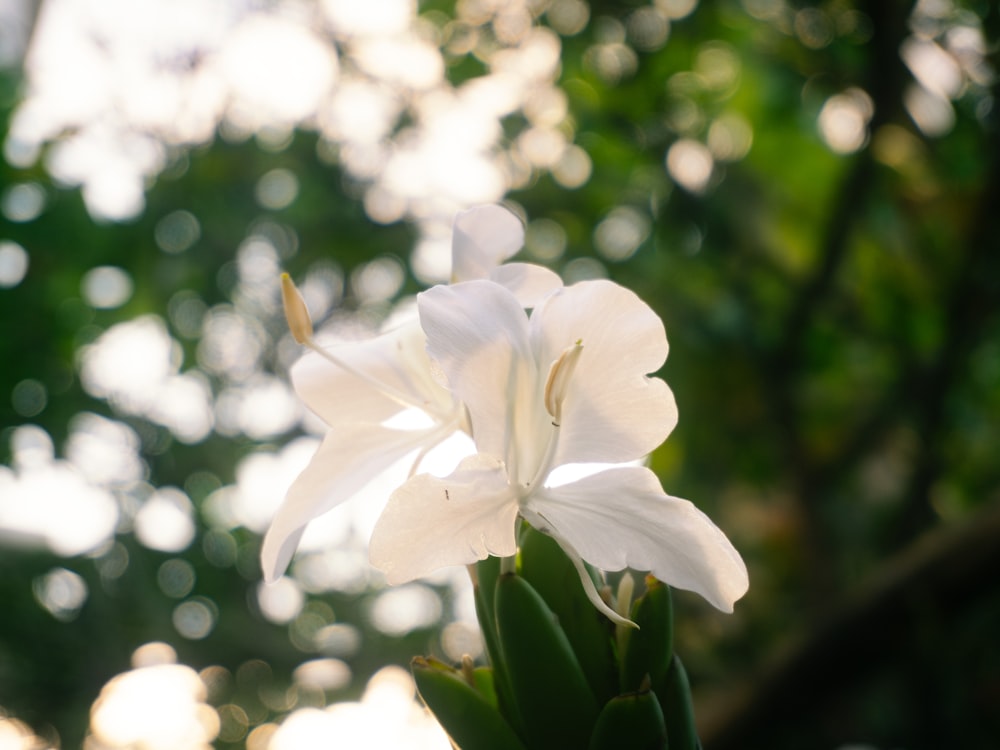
[281,273,313,345]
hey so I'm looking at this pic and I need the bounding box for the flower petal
[451,204,525,283]
[261,423,444,582]
[418,281,541,465]
[532,279,678,465]
[488,262,563,307]
[292,321,452,426]
[369,454,519,584]
[529,466,748,612]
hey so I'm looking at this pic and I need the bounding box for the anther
[281,273,314,345]
[544,340,583,425]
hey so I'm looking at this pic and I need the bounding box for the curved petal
[530,466,748,612]
[369,454,519,584]
[292,321,452,426]
[261,423,443,582]
[451,204,525,283]
[488,262,563,307]
[418,281,543,467]
[532,279,678,465]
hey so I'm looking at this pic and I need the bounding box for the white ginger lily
[369,278,749,623]
[261,205,561,582]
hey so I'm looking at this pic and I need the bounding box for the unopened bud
[544,340,583,424]
[616,572,635,622]
[281,273,313,345]
[460,654,476,688]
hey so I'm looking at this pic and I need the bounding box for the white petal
[369,454,519,584]
[418,281,544,468]
[532,279,678,465]
[260,423,443,582]
[488,262,563,307]
[530,466,748,612]
[451,204,525,282]
[293,321,451,427]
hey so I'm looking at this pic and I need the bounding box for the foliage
[2,1,1000,748]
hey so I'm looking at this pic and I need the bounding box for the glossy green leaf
[587,689,668,750]
[412,657,527,750]
[620,577,674,693]
[656,654,699,750]
[517,524,617,703]
[495,572,599,749]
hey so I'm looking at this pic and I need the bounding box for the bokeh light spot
[81,266,134,309]
[525,218,567,262]
[268,666,449,750]
[172,597,218,640]
[89,655,219,749]
[666,138,714,193]
[818,88,874,154]
[370,584,442,636]
[0,240,30,287]
[563,257,607,283]
[1,182,46,222]
[257,576,306,624]
[626,7,670,52]
[11,379,47,418]
[708,112,753,161]
[293,658,352,692]
[217,704,250,744]
[441,621,484,662]
[256,168,300,211]
[351,256,405,304]
[794,8,834,49]
[158,558,197,599]
[33,567,88,622]
[658,0,698,19]
[135,487,196,553]
[552,143,592,189]
[155,210,201,254]
[594,206,651,262]
[546,0,590,36]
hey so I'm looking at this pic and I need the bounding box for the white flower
[369,278,748,621]
[260,205,560,581]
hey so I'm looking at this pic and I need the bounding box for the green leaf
[656,654,699,750]
[473,556,503,671]
[495,572,600,750]
[517,525,617,703]
[620,578,674,693]
[473,557,522,733]
[587,689,668,750]
[412,657,527,750]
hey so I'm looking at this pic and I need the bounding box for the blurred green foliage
[2,1,1000,748]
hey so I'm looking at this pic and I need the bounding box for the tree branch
[699,499,1000,750]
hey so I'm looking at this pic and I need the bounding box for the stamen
[281,273,451,418]
[544,340,583,425]
[525,340,583,491]
[281,273,314,345]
